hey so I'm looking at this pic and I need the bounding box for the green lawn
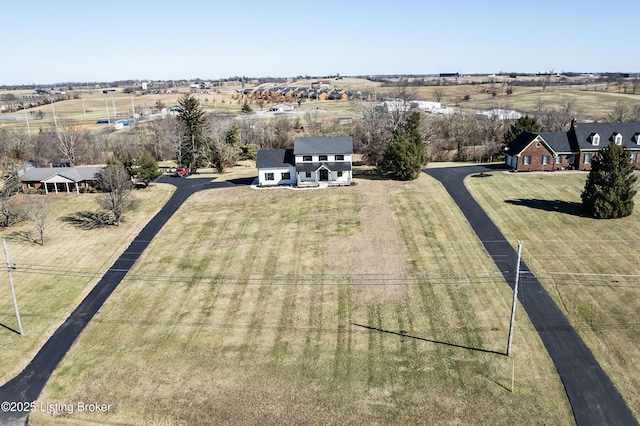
[466,171,640,419]
[31,175,572,425]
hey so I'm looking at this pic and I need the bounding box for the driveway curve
[426,165,637,426]
[0,176,237,425]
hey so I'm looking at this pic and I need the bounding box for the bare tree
[434,88,444,103]
[29,197,50,245]
[95,165,139,226]
[49,120,87,166]
[0,127,32,167]
[203,115,240,172]
[352,101,393,166]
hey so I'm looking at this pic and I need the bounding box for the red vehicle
[172,167,189,177]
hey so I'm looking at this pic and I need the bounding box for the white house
[269,103,295,113]
[476,108,522,120]
[256,149,296,186]
[256,136,353,187]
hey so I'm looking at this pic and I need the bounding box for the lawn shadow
[353,168,385,181]
[505,199,586,217]
[227,176,257,186]
[61,211,111,230]
[4,230,37,244]
[0,322,21,335]
[351,323,505,356]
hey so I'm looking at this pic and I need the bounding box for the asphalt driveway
[0,175,241,425]
[425,165,637,426]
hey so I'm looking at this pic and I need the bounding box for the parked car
[172,167,189,177]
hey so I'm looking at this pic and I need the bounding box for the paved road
[0,175,240,425]
[426,165,637,426]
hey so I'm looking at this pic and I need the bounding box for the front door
[319,169,329,181]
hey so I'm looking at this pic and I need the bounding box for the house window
[303,156,312,162]
[335,155,344,161]
[542,155,550,165]
[591,133,600,146]
[319,155,328,161]
[584,153,592,164]
[523,155,531,165]
[265,173,274,181]
[614,133,623,145]
[555,155,562,164]
[634,133,640,144]
[631,152,638,164]
[337,171,343,177]
[282,172,291,180]
[305,172,311,178]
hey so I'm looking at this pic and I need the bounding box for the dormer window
[634,133,640,144]
[613,133,623,145]
[591,133,600,146]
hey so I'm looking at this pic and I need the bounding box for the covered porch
[41,175,80,194]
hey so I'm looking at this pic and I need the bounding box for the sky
[2,0,639,85]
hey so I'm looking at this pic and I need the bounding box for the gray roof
[20,166,102,182]
[296,161,352,172]
[571,122,640,151]
[538,131,574,153]
[506,122,640,156]
[294,136,353,156]
[256,149,295,169]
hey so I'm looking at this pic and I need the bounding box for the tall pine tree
[176,94,208,171]
[581,143,637,218]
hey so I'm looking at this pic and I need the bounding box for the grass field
[30,171,573,425]
[2,77,639,134]
[0,183,175,384]
[466,170,640,419]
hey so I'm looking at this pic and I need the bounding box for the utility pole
[2,238,23,335]
[507,241,522,357]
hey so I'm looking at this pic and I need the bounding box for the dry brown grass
[466,171,640,420]
[30,172,573,425]
[0,183,175,384]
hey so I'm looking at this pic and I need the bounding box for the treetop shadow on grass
[61,211,113,230]
[351,323,505,356]
[505,199,587,217]
[4,230,38,244]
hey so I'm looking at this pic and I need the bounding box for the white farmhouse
[256,136,353,187]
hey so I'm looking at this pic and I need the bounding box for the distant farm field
[2,77,639,134]
[31,172,573,425]
[466,171,640,420]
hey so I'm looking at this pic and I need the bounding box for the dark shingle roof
[537,132,574,153]
[296,162,352,172]
[571,122,640,151]
[504,132,539,156]
[294,137,353,156]
[256,149,295,169]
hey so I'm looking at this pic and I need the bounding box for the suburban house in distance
[504,120,640,171]
[19,166,102,194]
[256,136,353,187]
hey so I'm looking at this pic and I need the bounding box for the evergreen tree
[503,115,542,145]
[176,94,208,170]
[581,143,637,219]
[378,111,428,180]
[128,151,161,186]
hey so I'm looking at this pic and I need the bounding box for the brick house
[504,121,640,171]
[19,166,102,194]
